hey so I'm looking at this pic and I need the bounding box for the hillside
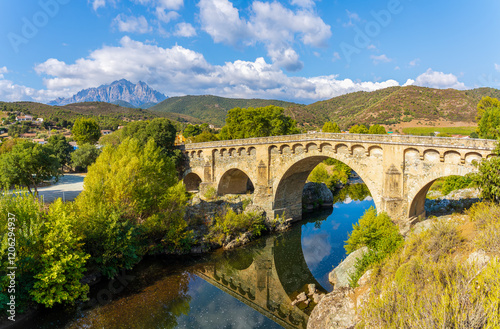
[286,86,500,128]
[149,95,298,126]
[0,101,203,126]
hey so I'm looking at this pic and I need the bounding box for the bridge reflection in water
[195,213,332,329]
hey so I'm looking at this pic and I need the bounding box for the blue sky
[0,0,499,104]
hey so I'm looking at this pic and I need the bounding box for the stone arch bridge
[181,133,496,220]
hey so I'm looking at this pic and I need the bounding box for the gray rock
[223,232,252,250]
[302,182,334,211]
[308,283,317,296]
[307,287,357,329]
[357,269,372,286]
[312,293,324,304]
[467,250,491,268]
[329,247,368,289]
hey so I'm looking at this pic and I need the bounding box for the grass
[356,205,500,328]
[402,126,476,136]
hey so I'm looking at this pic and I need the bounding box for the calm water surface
[23,188,374,329]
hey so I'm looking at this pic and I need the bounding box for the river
[20,185,374,329]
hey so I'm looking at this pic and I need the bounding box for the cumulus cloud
[411,68,466,89]
[173,22,196,37]
[90,0,106,11]
[409,58,420,67]
[371,54,392,64]
[112,14,151,33]
[343,10,360,27]
[198,0,331,71]
[25,37,401,103]
[495,63,500,72]
[290,0,315,8]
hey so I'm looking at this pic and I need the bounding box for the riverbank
[308,198,500,328]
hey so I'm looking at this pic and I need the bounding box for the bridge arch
[218,168,255,196]
[272,155,381,219]
[184,172,202,192]
[407,166,476,218]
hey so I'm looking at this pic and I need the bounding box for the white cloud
[29,37,401,103]
[394,66,400,70]
[409,58,420,67]
[155,8,180,23]
[343,10,360,27]
[367,44,377,51]
[403,78,415,86]
[332,52,340,62]
[198,0,331,71]
[158,0,183,10]
[112,14,151,33]
[90,0,106,10]
[371,54,392,64]
[89,0,118,11]
[0,66,8,79]
[413,68,466,89]
[495,63,500,72]
[290,0,315,8]
[173,22,196,37]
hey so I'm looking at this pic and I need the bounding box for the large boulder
[307,287,357,329]
[329,247,368,289]
[302,182,334,211]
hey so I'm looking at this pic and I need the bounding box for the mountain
[149,95,298,126]
[49,79,167,107]
[284,86,500,129]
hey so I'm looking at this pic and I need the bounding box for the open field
[402,126,476,136]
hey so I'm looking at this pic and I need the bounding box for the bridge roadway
[180,132,496,220]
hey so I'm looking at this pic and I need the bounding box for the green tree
[322,121,341,133]
[349,124,369,134]
[71,117,101,145]
[471,144,500,203]
[0,191,45,312]
[31,199,89,307]
[218,106,299,140]
[47,134,73,170]
[0,141,60,194]
[477,106,500,139]
[74,138,190,275]
[476,96,500,122]
[368,124,387,134]
[70,143,101,171]
[183,124,202,138]
[192,131,219,143]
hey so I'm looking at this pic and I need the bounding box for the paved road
[38,174,85,203]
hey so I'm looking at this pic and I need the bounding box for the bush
[345,207,403,287]
[206,208,266,246]
[468,202,500,253]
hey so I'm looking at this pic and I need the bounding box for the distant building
[15,115,33,122]
[101,130,112,135]
[117,125,125,129]
[33,138,47,145]
[69,141,78,150]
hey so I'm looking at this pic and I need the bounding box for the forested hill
[150,86,500,129]
[0,101,204,125]
[148,95,298,127]
[285,86,500,129]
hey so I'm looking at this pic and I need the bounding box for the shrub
[206,208,266,246]
[203,186,217,200]
[345,207,403,287]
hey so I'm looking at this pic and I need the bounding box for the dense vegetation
[0,136,191,312]
[218,106,300,140]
